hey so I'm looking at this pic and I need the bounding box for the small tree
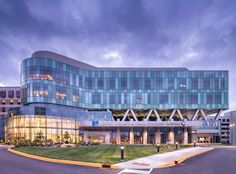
[35,131,45,144]
[64,131,70,144]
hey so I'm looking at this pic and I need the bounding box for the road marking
[118,168,153,174]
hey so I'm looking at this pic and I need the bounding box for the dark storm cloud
[0,0,236,109]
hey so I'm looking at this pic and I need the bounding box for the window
[108,79,116,89]
[32,84,48,97]
[168,79,175,89]
[2,107,6,112]
[215,93,221,104]
[120,78,127,89]
[178,78,186,89]
[56,86,66,100]
[16,90,20,98]
[203,78,210,89]
[144,79,151,89]
[1,100,6,105]
[97,78,104,89]
[34,107,46,115]
[215,79,219,90]
[147,93,151,104]
[72,74,76,85]
[10,100,14,105]
[159,93,168,104]
[206,93,213,104]
[8,91,14,98]
[156,78,163,89]
[124,93,128,104]
[191,78,198,89]
[92,92,101,104]
[85,77,93,89]
[72,90,79,102]
[135,94,142,105]
[0,91,6,98]
[189,93,198,104]
[109,94,116,104]
[179,93,184,104]
[220,78,226,89]
[131,78,140,89]
[17,99,21,105]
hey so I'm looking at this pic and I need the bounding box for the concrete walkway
[115,147,214,169]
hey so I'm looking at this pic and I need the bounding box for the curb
[158,147,215,168]
[7,148,118,169]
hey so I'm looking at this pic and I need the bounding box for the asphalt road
[0,146,121,174]
[154,147,236,174]
[1,146,236,174]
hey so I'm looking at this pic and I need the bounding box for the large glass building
[6,51,228,144]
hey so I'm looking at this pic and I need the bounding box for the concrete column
[116,127,121,144]
[155,128,161,144]
[183,128,188,145]
[143,128,147,144]
[105,131,111,144]
[168,128,175,144]
[129,128,134,144]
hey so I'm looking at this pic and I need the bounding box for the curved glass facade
[21,52,228,110]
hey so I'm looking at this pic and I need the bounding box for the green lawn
[15,144,191,164]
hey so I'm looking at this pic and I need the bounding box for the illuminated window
[17,100,21,105]
[72,95,79,102]
[56,92,66,99]
[28,74,53,81]
[33,90,48,97]
[10,100,14,105]
[1,100,6,105]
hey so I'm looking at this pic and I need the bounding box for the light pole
[193,140,196,147]
[175,141,179,150]
[157,143,160,153]
[120,145,125,161]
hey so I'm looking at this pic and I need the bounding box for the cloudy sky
[0,0,235,110]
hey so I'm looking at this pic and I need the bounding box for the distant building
[0,87,21,141]
[218,110,236,144]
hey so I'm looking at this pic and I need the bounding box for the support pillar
[155,128,161,144]
[143,128,147,144]
[129,128,134,144]
[105,131,111,144]
[168,128,175,144]
[183,128,188,145]
[116,127,121,144]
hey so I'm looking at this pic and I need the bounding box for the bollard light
[157,143,160,153]
[120,145,125,161]
[193,141,196,147]
[175,141,179,150]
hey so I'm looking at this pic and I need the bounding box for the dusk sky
[0,0,235,110]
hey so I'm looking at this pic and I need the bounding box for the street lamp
[193,140,196,147]
[176,141,179,150]
[120,145,125,161]
[157,143,160,153]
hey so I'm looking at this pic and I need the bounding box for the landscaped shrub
[90,142,101,145]
[46,139,54,146]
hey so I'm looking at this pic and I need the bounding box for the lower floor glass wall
[6,115,80,144]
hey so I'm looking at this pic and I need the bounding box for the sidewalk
[115,146,214,169]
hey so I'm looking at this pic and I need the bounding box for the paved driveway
[154,147,236,174]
